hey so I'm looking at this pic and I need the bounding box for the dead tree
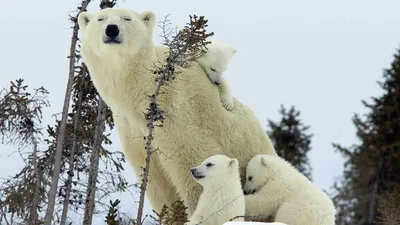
[43,0,92,224]
[135,14,214,225]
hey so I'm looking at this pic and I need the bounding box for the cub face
[189,154,239,187]
[244,154,273,195]
[197,41,237,84]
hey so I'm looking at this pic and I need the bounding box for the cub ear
[261,156,267,167]
[229,158,238,168]
[78,12,92,32]
[141,11,156,29]
[231,47,238,55]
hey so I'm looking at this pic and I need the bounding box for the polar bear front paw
[221,94,234,111]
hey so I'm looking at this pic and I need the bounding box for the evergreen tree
[331,47,400,225]
[267,105,313,181]
[0,1,128,224]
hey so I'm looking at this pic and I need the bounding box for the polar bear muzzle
[190,168,205,179]
[103,24,122,44]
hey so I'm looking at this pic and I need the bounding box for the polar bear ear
[78,12,92,32]
[261,156,267,167]
[229,158,238,168]
[140,11,156,29]
[231,47,238,55]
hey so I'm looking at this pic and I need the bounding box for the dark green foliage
[105,199,121,225]
[377,185,400,225]
[331,47,400,225]
[151,200,189,225]
[0,79,50,223]
[267,105,313,180]
[0,79,49,147]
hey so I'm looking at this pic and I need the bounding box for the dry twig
[43,0,92,224]
[135,14,213,225]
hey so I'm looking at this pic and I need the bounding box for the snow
[223,222,288,225]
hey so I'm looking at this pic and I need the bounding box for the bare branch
[0,79,50,225]
[0,205,11,225]
[135,14,214,225]
[59,64,88,225]
[43,0,92,224]
[82,98,106,225]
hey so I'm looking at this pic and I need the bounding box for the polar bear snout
[105,24,119,38]
[243,188,256,195]
[190,167,205,180]
[243,181,256,195]
[103,24,123,44]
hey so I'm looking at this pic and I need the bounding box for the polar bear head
[197,41,237,84]
[78,8,156,58]
[243,154,281,195]
[190,154,239,187]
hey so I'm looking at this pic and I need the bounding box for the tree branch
[43,1,91,224]
[135,14,213,225]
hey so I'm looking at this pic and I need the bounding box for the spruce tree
[331,47,400,225]
[267,105,313,181]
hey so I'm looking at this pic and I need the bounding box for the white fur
[197,41,237,110]
[244,155,336,225]
[78,8,276,217]
[186,154,245,225]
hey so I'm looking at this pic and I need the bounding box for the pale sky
[1,0,400,224]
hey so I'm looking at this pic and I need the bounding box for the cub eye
[210,68,216,72]
[248,176,253,181]
[206,163,214,167]
[97,18,104,22]
[123,17,132,21]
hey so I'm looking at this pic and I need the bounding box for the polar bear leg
[245,192,280,221]
[274,200,324,225]
[159,159,203,217]
[218,78,234,111]
[179,172,203,217]
[114,115,179,213]
[274,203,302,225]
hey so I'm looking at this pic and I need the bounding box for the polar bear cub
[243,154,336,225]
[185,154,245,225]
[197,41,237,111]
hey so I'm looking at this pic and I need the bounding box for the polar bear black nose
[243,189,256,195]
[105,24,120,38]
[190,168,197,175]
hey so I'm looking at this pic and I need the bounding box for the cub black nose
[105,24,119,38]
[190,168,196,175]
[244,189,256,195]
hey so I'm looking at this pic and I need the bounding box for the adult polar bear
[78,8,276,216]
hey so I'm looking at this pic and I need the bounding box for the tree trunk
[366,149,385,225]
[42,1,91,224]
[29,135,40,225]
[82,98,106,225]
[0,206,11,225]
[60,70,86,225]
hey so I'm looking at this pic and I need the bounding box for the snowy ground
[223,222,287,225]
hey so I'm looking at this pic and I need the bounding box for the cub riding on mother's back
[77,7,276,219]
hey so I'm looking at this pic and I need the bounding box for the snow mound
[223,222,288,225]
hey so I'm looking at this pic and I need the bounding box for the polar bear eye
[206,162,214,167]
[248,176,253,181]
[97,17,104,22]
[210,68,217,72]
[123,17,132,21]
